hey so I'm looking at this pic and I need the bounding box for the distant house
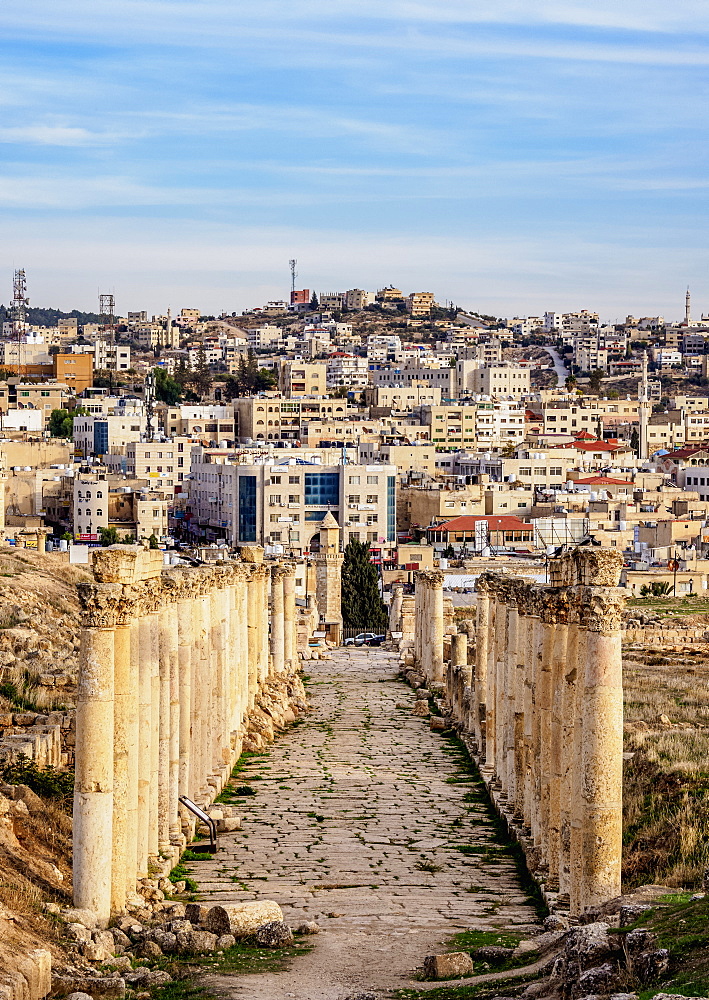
[427,514,534,552]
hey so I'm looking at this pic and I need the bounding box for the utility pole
[144,370,155,442]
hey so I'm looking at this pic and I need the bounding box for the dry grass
[623,644,709,888]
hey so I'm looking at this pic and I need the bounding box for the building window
[304,472,339,506]
[367,475,379,484]
[348,475,360,484]
[238,475,257,542]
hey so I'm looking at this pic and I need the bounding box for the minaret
[638,352,651,461]
[686,287,692,327]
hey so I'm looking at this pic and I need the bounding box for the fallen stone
[216,817,241,833]
[126,969,172,986]
[429,716,449,731]
[61,908,98,929]
[163,902,186,920]
[110,928,131,950]
[295,921,320,935]
[105,957,132,973]
[253,920,294,948]
[185,902,211,925]
[137,940,163,959]
[65,922,92,944]
[573,963,620,999]
[412,700,430,717]
[150,930,177,954]
[544,914,569,932]
[66,993,93,1000]
[423,952,474,979]
[563,923,618,969]
[625,929,656,954]
[175,929,219,954]
[216,934,236,950]
[166,919,193,934]
[474,945,514,963]
[633,949,669,981]
[81,941,113,962]
[54,977,126,999]
[513,930,566,960]
[619,905,652,927]
[204,901,283,938]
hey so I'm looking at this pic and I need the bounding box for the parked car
[363,634,386,647]
[344,632,380,646]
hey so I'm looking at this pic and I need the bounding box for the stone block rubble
[390,546,626,918]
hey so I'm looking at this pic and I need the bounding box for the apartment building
[325,353,369,389]
[279,362,327,397]
[0,381,71,428]
[357,442,437,476]
[469,363,530,397]
[362,384,442,411]
[186,453,396,555]
[398,483,486,530]
[406,292,435,316]
[73,469,170,542]
[162,404,235,445]
[104,437,193,490]
[73,413,145,458]
[418,400,526,450]
[53,353,93,393]
[344,289,376,310]
[233,396,355,443]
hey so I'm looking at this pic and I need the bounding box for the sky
[0,1,708,321]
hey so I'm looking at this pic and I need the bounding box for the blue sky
[0,1,708,320]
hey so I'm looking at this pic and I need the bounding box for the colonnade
[73,545,299,925]
[395,547,626,916]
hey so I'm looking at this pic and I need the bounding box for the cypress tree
[341,539,388,631]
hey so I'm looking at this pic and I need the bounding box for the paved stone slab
[196,647,541,999]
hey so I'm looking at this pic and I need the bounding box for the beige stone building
[469,363,531,398]
[279,362,327,397]
[398,483,486,531]
[406,292,435,316]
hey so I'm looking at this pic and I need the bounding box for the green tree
[565,374,577,389]
[587,369,605,393]
[148,533,159,549]
[49,406,88,438]
[630,427,640,456]
[153,367,183,405]
[99,526,120,546]
[341,539,388,631]
[310,291,319,310]
[191,342,212,396]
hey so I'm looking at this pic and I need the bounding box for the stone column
[111,596,134,913]
[158,587,173,854]
[177,579,193,822]
[483,595,497,772]
[569,609,586,914]
[270,565,286,675]
[512,610,527,823]
[283,564,296,673]
[429,571,445,684]
[73,582,120,924]
[548,603,568,891]
[124,597,140,898]
[559,604,578,903]
[539,607,555,864]
[167,593,181,847]
[246,566,260,711]
[578,589,624,912]
[148,603,160,859]
[522,613,538,836]
[504,600,519,802]
[474,585,490,752]
[137,603,153,876]
[389,583,404,635]
[493,598,508,786]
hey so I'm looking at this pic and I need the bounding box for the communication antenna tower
[289,259,297,296]
[11,269,29,377]
[144,370,155,442]
[99,292,116,346]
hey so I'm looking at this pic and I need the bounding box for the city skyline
[0,1,707,317]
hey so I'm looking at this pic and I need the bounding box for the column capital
[78,581,123,628]
[577,587,626,633]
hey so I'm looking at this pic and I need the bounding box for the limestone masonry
[390,546,626,917]
[73,545,306,925]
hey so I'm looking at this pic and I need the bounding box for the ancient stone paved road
[196,647,540,1000]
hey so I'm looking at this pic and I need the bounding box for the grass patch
[180,850,212,862]
[168,864,198,893]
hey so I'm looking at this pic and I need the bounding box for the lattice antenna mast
[11,269,29,377]
[289,259,297,296]
[144,370,155,442]
[99,292,116,346]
